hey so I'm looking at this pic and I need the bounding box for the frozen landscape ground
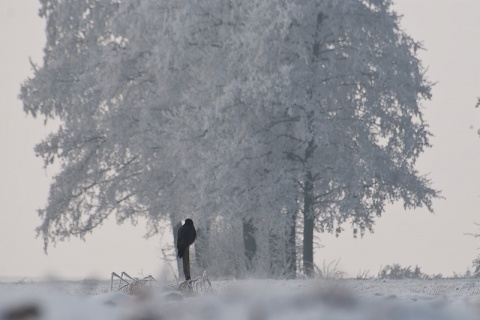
[1,278,480,319]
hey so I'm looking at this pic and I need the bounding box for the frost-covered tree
[21,0,230,249]
[284,0,440,277]
[22,0,438,279]
[213,0,439,277]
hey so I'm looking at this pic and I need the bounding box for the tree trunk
[268,231,278,277]
[303,171,315,277]
[243,219,257,272]
[285,209,297,279]
[194,227,208,270]
[302,124,316,278]
[172,221,182,278]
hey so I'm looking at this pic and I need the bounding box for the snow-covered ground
[1,278,480,319]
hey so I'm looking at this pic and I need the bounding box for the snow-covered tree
[211,0,439,277]
[22,0,438,278]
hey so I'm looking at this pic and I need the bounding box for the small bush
[377,264,442,280]
[315,259,346,280]
[356,269,372,280]
[472,257,480,278]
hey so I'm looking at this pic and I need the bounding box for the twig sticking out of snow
[110,272,157,295]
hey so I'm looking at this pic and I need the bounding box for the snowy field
[1,278,480,320]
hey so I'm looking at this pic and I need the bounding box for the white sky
[0,0,479,280]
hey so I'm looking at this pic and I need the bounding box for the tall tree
[22,0,438,279]
[216,0,439,277]
[22,0,244,250]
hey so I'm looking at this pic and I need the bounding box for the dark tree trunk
[285,209,297,279]
[302,117,316,277]
[303,170,315,278]
[243,219,257,272]
[268,232,278,277]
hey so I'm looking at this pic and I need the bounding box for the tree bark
[243,219,257,272]
[194,227,207,270]
[302,119,316,278]
[303,171,315,277]
[285,209,297,279]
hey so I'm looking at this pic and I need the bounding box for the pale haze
[0,0,479,280]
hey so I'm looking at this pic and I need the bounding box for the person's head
[185,218,194,226]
